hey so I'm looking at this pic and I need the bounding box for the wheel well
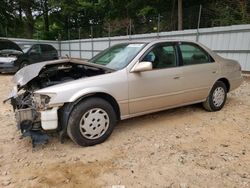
[19,60,29,68]
[81,93,121,120]
[218,78,230,92]
[21,60,29,64]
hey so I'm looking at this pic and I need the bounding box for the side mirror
[131,61,153,72]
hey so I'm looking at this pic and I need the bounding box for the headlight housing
[33,93,54,110]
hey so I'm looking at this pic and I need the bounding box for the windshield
[89,43,146,70]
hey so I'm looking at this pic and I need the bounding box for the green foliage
[0,0,250,39]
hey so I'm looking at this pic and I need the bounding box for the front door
[128,43,184,115]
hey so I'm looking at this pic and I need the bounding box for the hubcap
[212,87,225,107]
[79,108,109,140]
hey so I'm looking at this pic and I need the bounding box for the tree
[20,0,37,38]
[0,0,249,39]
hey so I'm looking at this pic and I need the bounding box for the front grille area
[15,108,35,129]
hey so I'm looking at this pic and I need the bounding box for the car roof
[115,39,199,46]
[115,39,219,61]
[27,43,53,46]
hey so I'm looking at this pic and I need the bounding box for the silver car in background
[6,40,243,147]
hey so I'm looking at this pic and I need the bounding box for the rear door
[178,42,219,103]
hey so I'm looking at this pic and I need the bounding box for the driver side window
[142,44,177,69]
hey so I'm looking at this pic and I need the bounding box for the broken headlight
[33,93,53,110]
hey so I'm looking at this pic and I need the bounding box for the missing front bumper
[15,107,59,131]
[15,107,59,147]
[15,108,36,130]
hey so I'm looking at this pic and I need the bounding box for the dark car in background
[0,39,58,73]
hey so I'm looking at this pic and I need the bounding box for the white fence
[3,24,250,71]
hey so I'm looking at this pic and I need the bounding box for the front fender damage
[11,97,60,147]
[4,59,112,147]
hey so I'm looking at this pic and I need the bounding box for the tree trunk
[178,0,183,30]
[43,0,49,32]
[18,0,22,21]
[21,0,34,38]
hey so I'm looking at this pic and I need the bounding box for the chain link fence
[3,24,250,72]
[61,5,214,40]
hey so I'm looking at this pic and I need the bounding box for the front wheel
[203,81,227,112]
[67,97,117,146]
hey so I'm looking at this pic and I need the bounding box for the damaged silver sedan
[5,40,243,147]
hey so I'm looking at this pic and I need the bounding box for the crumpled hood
[0,57,17,63]
[13,59,77,86]
[13,58,112,87]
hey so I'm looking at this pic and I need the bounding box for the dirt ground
[0,75,250,188]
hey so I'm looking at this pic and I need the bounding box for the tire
[67,97,117,146]
[19,61,29,69]
[202,81,227,112]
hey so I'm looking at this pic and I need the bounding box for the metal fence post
[68,29,71,58]
[157,14,160,38]
[91,25,94,58]
[79,28,82,59]
[196,5,202,42]
[58,37,61,58]
[129,19,132,40]
[108,23,111,47]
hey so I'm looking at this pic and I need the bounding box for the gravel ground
[0,74,250,188]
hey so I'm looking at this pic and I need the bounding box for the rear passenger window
[179,44,210,65]
[48,45,56,51]
[41,45,55,52]
[41,45,48,52]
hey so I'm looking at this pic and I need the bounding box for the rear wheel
[67,97,117,146]
[203,81,227,111]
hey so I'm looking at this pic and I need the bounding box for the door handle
[173,76,180,79]
[212,70,217,74]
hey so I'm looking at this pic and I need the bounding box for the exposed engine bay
[6,59,112,147]
[12,62,109,109]
[27,63,106,89]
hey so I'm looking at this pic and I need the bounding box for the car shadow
[0,73,15,76]
[116,103,203,130]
